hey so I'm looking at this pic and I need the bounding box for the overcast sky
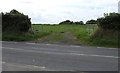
[0,0,119,24]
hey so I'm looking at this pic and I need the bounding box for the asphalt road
[2,41,118,71]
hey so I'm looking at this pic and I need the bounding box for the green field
[32,24,96,34]
[2,24,118,48]
[32,24,118,48]
[32,24,97,41]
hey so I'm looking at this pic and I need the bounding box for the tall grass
[90,28,119,48]
[2,31,50,41]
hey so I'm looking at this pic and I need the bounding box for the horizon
[0,0,119,24]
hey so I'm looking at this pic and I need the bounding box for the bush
[97,13,120,30]
[2,9,31,33]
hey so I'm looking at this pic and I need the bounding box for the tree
[74,22,80,24]
[86,19,97,24]
[59,20,73,24]
[79,21,84,25]
[10,9,20,14]
[74,21,84,25]
[97,13,120,30]
[2,9,31,33]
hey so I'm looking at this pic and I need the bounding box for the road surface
[2,41,118,71]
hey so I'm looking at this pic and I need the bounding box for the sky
[0,0,120,24]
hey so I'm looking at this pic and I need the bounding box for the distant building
[118,1,120,13]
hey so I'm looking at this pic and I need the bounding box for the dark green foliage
[59,20,73,25]
[74,21,84,25]
[2,9,31,33]
[86,19,97,24]
[79,21,84,25]
[97,13,120,30]
[59,20,84,25]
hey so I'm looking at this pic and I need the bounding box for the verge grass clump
[89,28,119,48]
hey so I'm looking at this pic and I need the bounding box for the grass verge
[2,31,50,41]
[89,28,119,48]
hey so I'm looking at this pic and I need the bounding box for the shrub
[2,9,31,33]
[97,13,120,30]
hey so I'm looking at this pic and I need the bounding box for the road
[2,41,118,71]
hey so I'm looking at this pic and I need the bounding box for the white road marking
[3,41,17,44]
[2,62,6,64]
[108,48,118,50]
[72,46,81,47]
[33,66,46,69]
[25,43,36,45]
[0,61,6,64]
[3,61,46,69]
[2,47,15,50]
[97,47,117,50]
[3,47,119,59]
[25,42,82,48]
[46,44,52,45]
[97,47,105,48]
[70,53,119,58]
[17,42,118,50]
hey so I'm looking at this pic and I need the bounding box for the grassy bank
[90,28,119,48]
[2,31,49,41]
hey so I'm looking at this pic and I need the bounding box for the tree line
[59,19,97,25]
[59,20,84,25]
[59,13,120,30]
[1,9,120,33]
